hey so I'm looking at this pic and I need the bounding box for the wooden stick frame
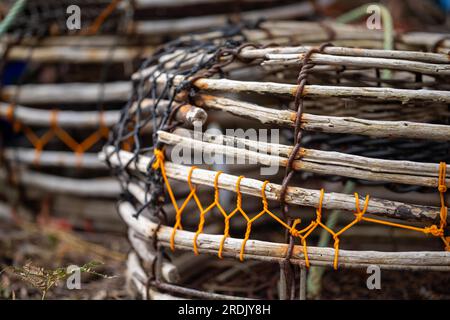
[119,201,450,271]
[101,147,446,224]
[157,129,450,189]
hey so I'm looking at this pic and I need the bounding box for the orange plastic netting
[151,148,449,269]
[5,104,109,166]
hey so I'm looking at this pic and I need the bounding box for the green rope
[0,0,28,37]
[336,3,394,79]
[306,180,355,299]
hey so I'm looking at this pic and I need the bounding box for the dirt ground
[1,219,449,300]
[0,220,129,300]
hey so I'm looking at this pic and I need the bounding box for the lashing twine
[277,43,332,295]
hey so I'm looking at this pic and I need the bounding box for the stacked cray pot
[103,20,450,299]
[0,0,322,232]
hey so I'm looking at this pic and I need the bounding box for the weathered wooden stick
[244,30,439,52]
[157,130,450,188]
[0,167,120,197]
[0,35,156,47]
[138,72,450,103]
[206,98,447,124]
[170,20,449,51]
[240,45,450,64]
[257,21,450,50]
[252,22,384,44]
[102,147,444,223]
[128,229,180,284]
[130,99,207,127]
[3,45,153,63]
[262,53,450,76]
[195,94,450,141]
[0,100,206,128]
[192,78,450,103]
[1,82,131,104]
[3,149,106,169]
[133,2,316,35]
[399,32,450,50]
[126,251,184,300]
[299,99,448,122]
[337,225,435,238]
[0,102,118,127]
[127,0,286,8]
[119,202,450,271]
[153,278,250,300]
[313,183,443,209]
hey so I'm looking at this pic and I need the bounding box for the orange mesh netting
[151,149,449,269]
[5,104,109,166]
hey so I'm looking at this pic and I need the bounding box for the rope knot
[152,148,165,170]
[439,185,447,193]
[354,192,369,222]
[315,214,322,223]
[424,225,444,237]
[315,189,325,222]
[333,235,340,245]
[290,230,300,237]
[290,218,301,237]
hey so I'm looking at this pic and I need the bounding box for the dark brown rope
[278,42,332,299]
